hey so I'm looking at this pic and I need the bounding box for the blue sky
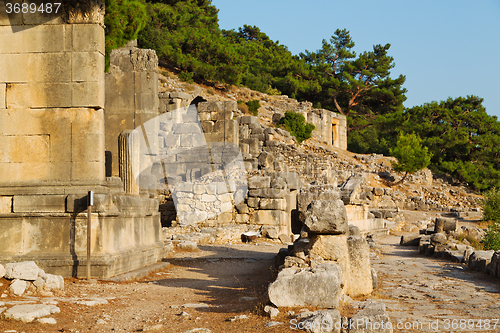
[212,0,500,118]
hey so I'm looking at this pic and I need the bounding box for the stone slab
[3,304,60,323]
[0,196,12,213]
[13,195,66,213]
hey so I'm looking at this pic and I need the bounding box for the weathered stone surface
[340,174,365,205]
[5,261,40,280]
[349,301,392,333]
[264,305,279,319]
[3,304,60,323]
[297,309,341,333]
[430,233,447,245]
[0,264,5,278]
[259,198,286,210]
[268,263,343,308]
[400,235,421,246]
[347,236,373,297]
[254,210,287,226]
[9,279,28,296]
[468,250,494,272]
[304,200,348,234]
[261,226,280,239]
[248,176,271,189]
[297,185,340,215]
[307,234,351,293]
[258,151,274,169]
[43,274,65,291]
[434,217,457,233]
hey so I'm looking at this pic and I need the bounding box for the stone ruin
[0,0,373,281]
[0,0,163,278]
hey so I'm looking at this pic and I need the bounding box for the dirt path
[2,226,500,332]
[372,233,500,333]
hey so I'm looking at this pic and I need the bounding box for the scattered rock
[3,304,60,323]
[264,305,279,319]
[266,321,283,328]
[268,263,342,308]
[74,299,109,306]
[8,279,28,296]
[5,262,40,281]
[227,314,249,322]
[348,301,392,333]
[96,319,107,324]
[180,303,210,308]
[298,309,341,333]
[37,317,57,324]
[177,241,198,251]
[304,200,348,234]
[141,324,164,331]
[182,329,211,333]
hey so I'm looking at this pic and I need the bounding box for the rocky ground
[1,211,499,333]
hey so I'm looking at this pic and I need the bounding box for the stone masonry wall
[105,46,159,177]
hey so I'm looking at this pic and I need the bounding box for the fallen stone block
[268,263,343,308]
[468,250,495,272]
[430,233,447,245]
[0,264,5,278]
[3,304,60,323]
[348,300,392,333]
[9,279,28,296]
[399,235,421,246]
[5,261,40,281]
[294,309,341,333]
[304,200,348,234]
[434,217,457,233]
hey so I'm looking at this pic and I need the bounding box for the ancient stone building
[0,1,163,278]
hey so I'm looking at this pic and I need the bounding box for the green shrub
[277,111,315,143]
[104,0,148,72]
[246,100,261,116]
[481,187,500,250]
[482,187,500,223]
[482,223,500,251]
[178,71,194,83]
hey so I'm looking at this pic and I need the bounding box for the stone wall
[0,1,163,278]
[105,46,159,177]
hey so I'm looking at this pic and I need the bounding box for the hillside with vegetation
[104,0,500,193]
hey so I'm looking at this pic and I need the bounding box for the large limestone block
[0,196,12,213]
[468,250,494,272]
[304,200,348,234]
[268,263,343,308]
[434,217,457,233]
[255,210,287,226]
[297,184,341,216]
[5,261,40,280]
[6,83,72,108]
[13,195,66,213]
[347,236,373,297]
[4,304,60,323]
[307,234,351,293]
[0,53,29,82]
[72,52,105,82]
[72,24,104,53]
